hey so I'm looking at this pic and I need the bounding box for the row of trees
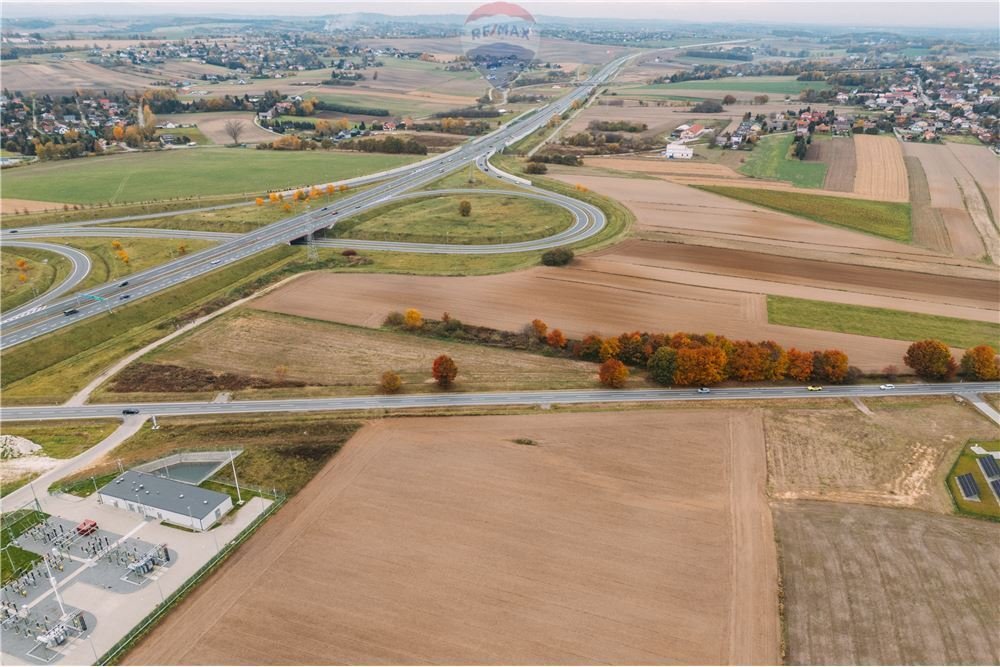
[904,340,999,381]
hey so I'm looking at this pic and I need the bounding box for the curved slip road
[1,241,92,322]
[10,187,606,256]
[0,54,633,350]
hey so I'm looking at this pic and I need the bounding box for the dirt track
[125,411,780,665]
[774,500,1000,665]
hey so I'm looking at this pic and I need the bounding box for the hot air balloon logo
[461,2,541,89]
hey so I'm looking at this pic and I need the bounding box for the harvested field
[157,112,276,145]
[591,241,999,314]
[945,142,1000,222]
[0,59,160,94]
[903,142,996,261]
[905,155,951,253]
[0,198,65,215]
[852,135,909,202]
[564,103,692,138]
[765,398,996,512]
[547,172,925,257]
[774,500,1000,665]
[816,137,857,193]
[578,156,741,180]
[103,309,606,398]
[251,267,940,371]
[125,410,779,665]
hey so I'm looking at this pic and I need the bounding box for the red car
[75,519,98,536]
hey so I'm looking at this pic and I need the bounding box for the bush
[404,308,424,330]
[598,358,629,388]
[540,247,574,266]
[647,347,677,385]
[524,162,548,174]
[379,370,403,394]
[340,249,358,256]
[691,100,724,113]
[383,311,405,327]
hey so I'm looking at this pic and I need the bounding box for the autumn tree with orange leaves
[813,349,849,383]
[432,355,458,388]
[904,339,956,380]
[546,329,567,349]
[598,358,629,388]
[786,348,815,382]
[673,346,728,386]
[960,345,999,381]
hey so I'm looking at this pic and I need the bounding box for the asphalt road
[9,187,606,255]
[0,55,631,350]
[2,382,997,421]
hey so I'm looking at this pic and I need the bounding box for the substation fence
[97,490,286,665]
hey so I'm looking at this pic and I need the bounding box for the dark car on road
[122,408,140,415]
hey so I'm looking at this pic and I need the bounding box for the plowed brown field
[852,135,909,202]
[125,410,780,665]
[775,500,1000,666]
[249,263,970,371]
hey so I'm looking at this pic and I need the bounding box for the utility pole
[229,449,243,505]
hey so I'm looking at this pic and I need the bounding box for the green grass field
[946,441,1000,520]
[1,149,419,204]
[625,76,831,95]
[738,134,828,188]
[0,510,48,583]
[767,296,1000,349]
[697,185,911,241]
[1,420,121,459]
[1,246,69,312]
[331,193,573,244]
[1,195,251,230]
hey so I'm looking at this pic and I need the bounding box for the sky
[3,1,999,30]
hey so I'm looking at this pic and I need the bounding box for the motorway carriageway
[2,382,997,421]
[0,55,632,350]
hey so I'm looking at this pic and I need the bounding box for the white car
[696,387,711,394]
[879,384,896,390]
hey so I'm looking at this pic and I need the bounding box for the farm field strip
[852,135,909,202]
[123,411,779,665]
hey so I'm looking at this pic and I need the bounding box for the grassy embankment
[1,194,251,229]
[1,246,70,312]
[1,246,300,405]
[767,296,999,349]
[737,133,828,188]
[0,148,419,204]
[51,415,361,498]
[0,420,122,496]
[33,237,218,293]
[945,440,1000,521]
[91,309,613,404]
[697,184,912,242]
[330,193,573,245]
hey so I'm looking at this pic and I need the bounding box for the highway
[2,382,997,421]
[0,54,632,350]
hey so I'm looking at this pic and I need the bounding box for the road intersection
[0,55,631,350]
